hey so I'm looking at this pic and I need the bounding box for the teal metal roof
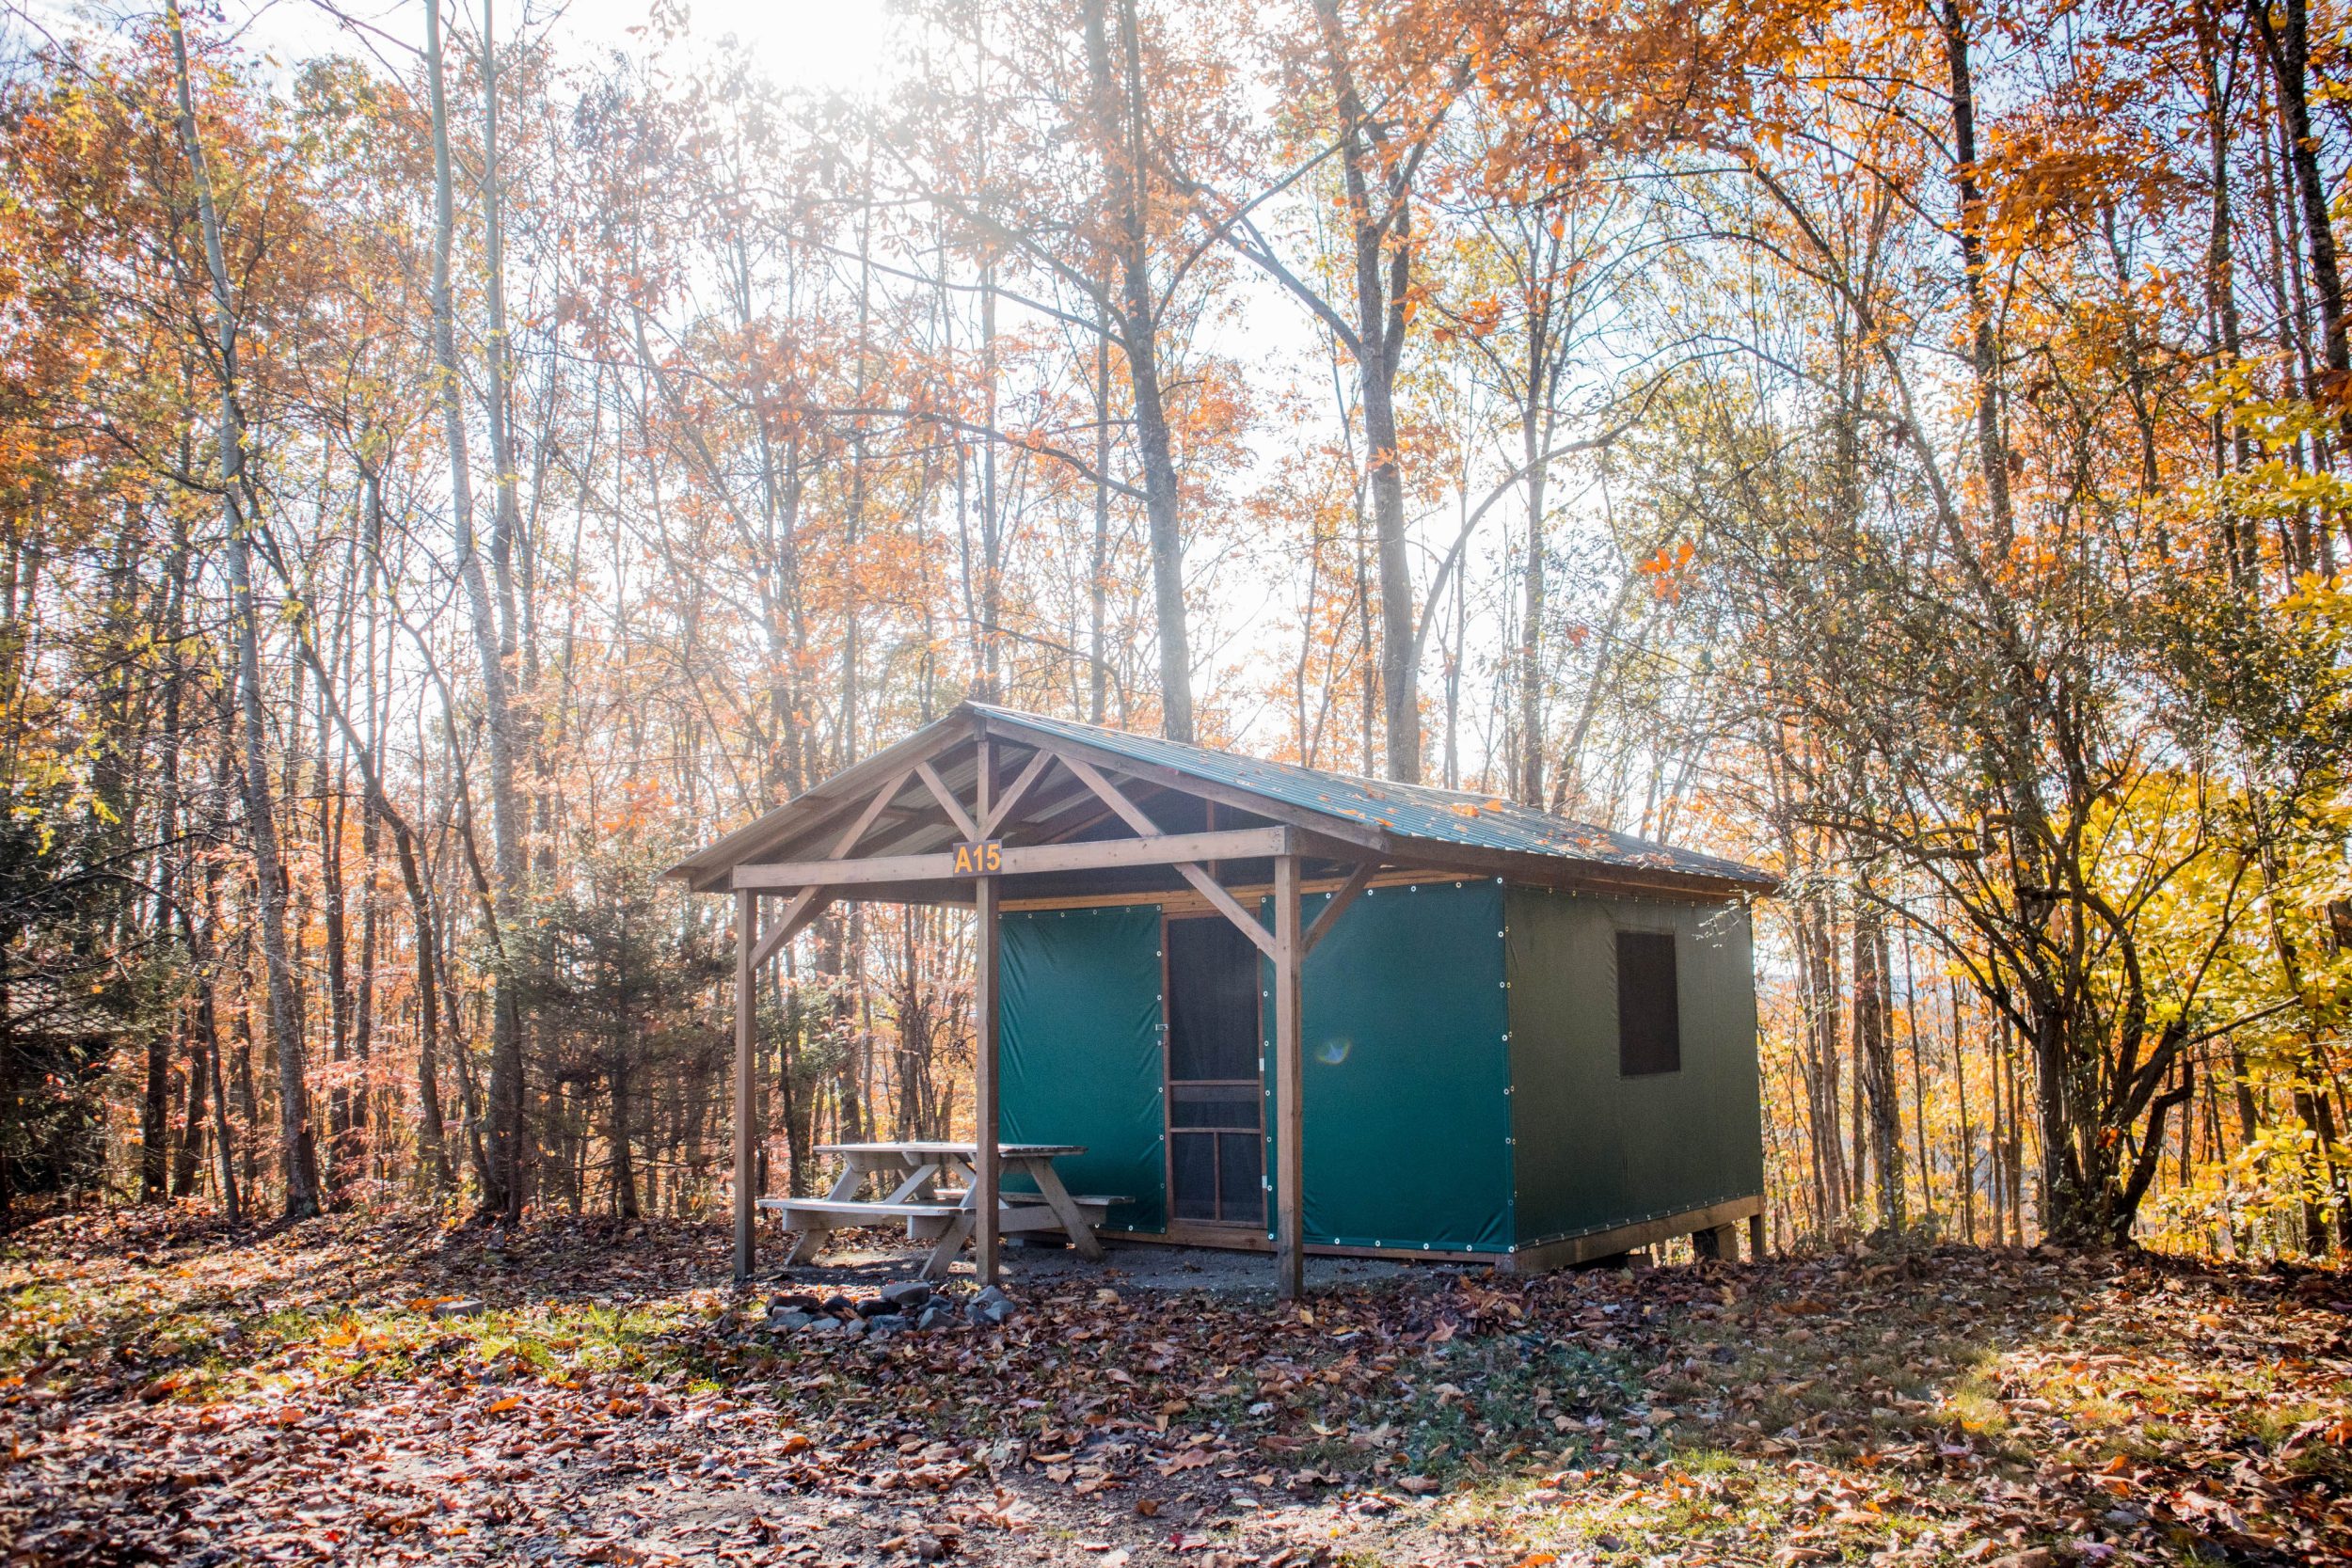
[970,705,1773,890]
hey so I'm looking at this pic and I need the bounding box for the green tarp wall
[1001,880,1758,1257]
[1268,878,1513,1252]
[999,905,1168,1232]
[1505,890,1764,1246]
[999,881,1515,1251]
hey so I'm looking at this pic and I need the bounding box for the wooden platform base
[1500,1195,1764,1274]
[1100,1195,1765,1275]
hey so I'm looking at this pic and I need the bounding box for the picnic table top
[815,1140,1087,1158]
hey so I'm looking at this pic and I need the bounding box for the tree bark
[167,0,318,1220]
[1080,0,1194,740]
[426,0,528,1219]
[1852,893,1904,1229]
[1937,0,2015,552]
[2255,0,2352,416]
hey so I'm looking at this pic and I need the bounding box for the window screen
[1616,929,1680,1076]
[1166,916,1262,1081]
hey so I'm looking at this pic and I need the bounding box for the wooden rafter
[915,759,981,840]
[1052,749,1278,958]
[746,768,913,969]
[1304,862,1379,956]
[749,887,833,970]
[982,748,1055,836]
[831,767,914,861]
[976,715,1390,852]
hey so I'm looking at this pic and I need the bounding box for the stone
[915,1305,951,1331]
[841,1316,868,1338]
[805,1316,843,1334]
[770,1291,823,1315]
[429,1297,485,1320]
[767,1309,815,1332]
[820,1294,856,1316]
[866,1313,910,1336]
[854,1297,898,1319]
[878,1281,930,1309]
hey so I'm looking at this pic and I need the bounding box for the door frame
[1160,909,1266,1229]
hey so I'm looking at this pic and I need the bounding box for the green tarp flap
[1000,905,1167,1231]
[1267,878,1513,1252]
[1506,891,1763,1244]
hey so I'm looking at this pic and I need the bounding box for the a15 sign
[950,839,1003,876]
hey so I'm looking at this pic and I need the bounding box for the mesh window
[1169,1133,1216,1221]
[1616,929,1681,1076]
[1217,1132,1264,1225]
[1166,916,1262,1081]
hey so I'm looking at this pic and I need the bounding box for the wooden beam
[1303,862,1378,956]
[1054,752,1163,838]
[748,887,834,970]
[733,889,757,1285]
[670,709,982,889]
[730,826,1295,888]
[915,759,980,841]
[973,738,1001,1288]
[831,768,914,860]
[1501,1196,1764,1275]
[1272,854,1305,1301]
[743,769,916,967]
[982,748,1055,835]
[1172,863,1276,958]
[977,719,1391,852]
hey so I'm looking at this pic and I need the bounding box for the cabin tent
[667,703,1777,1286]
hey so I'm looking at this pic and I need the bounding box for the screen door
[1164,913,1265,1226]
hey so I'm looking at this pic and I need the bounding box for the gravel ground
[771,1234,1422,1296]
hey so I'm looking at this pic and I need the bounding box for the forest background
[6,0,2351,1262]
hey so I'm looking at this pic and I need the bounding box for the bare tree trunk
[1936,0,2014,553]
[1516,404,1551,805]
[1090,291,1112,724]
[1311,0,1425,781]
[1080,0,1194,740]
[426,0,528,1220]
[609,1051,640,1221]
[167,0,317,1220]
[2255,0,2352,420]
[1852,893,1904,1229]
[1801,895,1849,1224]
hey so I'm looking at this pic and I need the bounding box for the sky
[28,0,904,94]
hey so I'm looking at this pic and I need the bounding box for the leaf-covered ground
[3,1210,2347,1566]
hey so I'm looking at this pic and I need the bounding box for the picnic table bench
[757,1141,1124,1280]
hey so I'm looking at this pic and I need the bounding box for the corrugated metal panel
[974,705,1772,888]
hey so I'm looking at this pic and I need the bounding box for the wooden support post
[733,889,757,1286]
[1273,853,1305,1300]
[1748,1209,1767,1261]
[973,737,1001,1287]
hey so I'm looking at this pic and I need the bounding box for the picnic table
[757,1141,1122,1280]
